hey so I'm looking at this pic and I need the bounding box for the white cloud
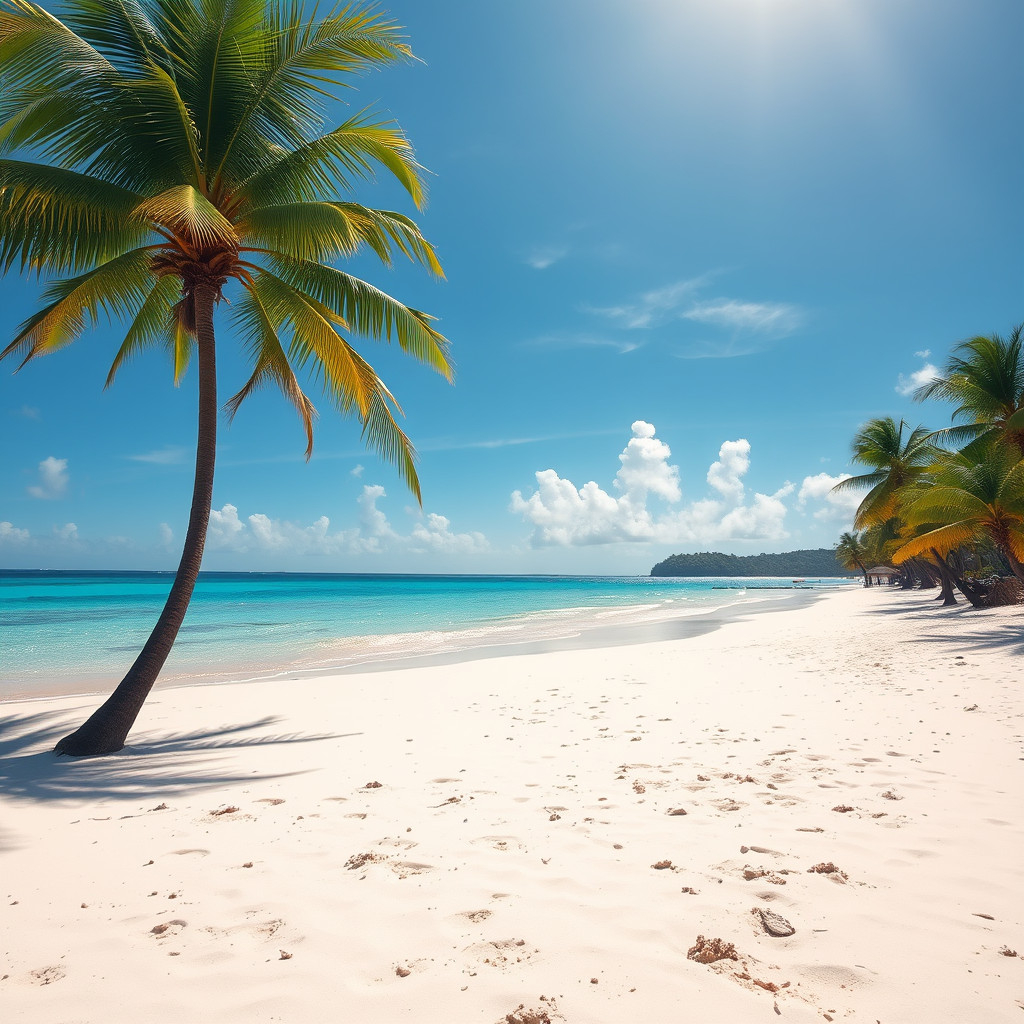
[410,513,488,554]
[510,423,791,547]
[18,405,40,420]
[204,487,487,558]
[350,464,364,478]
[27,456,68,499]
[54,522,78,542]
[615,420,681,503]
[915,349,931,359]
[682,300,803,335]
[525,245,568,270]
[584,277,804,359]
[797,472,859,521]
[128,446,188,465]
[706,439,750,502]
[587,277,708,329]
[159,523,174,547]
[896,360,939,397]
[0,521,30,544]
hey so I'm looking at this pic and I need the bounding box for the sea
[0,570,855,700]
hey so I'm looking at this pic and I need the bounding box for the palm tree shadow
[914,625,1024,657]
[0,707,357,802]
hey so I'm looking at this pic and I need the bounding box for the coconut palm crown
[829,417,936,529]
[892,441,1024,582]
[913,325,1024,453]
[0,0,452,755]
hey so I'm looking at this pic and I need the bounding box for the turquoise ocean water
[0,571,853,700]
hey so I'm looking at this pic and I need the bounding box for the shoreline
[2,586,1021,1023]
[1,581,840,702]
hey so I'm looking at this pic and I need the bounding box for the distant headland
[650,548,849,577]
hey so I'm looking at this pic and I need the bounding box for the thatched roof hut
[866,565,899,585]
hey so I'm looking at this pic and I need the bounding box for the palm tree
[835,530,870,586]
[914,324,1024,453]
[892,441,1024,583]
[830,416,935,528]
[0,0,451,756]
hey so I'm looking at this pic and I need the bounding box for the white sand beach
[1,586,1022,1023]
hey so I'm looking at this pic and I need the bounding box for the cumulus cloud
[0,521,30,544]
[896,359,940,397]
[510,422,792,547]
[54,522,78,541]
[27,456,68,499]
[615,421,681,503]
[410,513,488,554]
[797,472,860,521]
[706,439,750,502]
[350,464,364,478]
[159,523,174,547]
[205,487,487,558]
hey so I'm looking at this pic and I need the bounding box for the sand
[1,586,1022,1023]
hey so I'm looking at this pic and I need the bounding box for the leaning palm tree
[914,324,1024,453]
[0,0,451,756]
[892,441,1024,583]
[830,417,936,528]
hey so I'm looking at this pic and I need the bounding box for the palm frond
[263,253,451,376]
[62,0,170,71]
[238,200,362,260]
[360,380,420,503]
[0,158,147,272]
[2,246,156,365]
[235,111,426,210]
[105,272,182,385]
[247,267,378,416]
[227,281,317,457]
[214,5,415,186]
[893,522,980,563]
[135,184,237,249]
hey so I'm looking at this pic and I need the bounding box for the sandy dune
[1,586,1022,1022]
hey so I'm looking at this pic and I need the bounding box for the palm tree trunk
[54,285,219,756]
[929,550,958,606]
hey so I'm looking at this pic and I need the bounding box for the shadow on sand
[0,706,355,803]
[867,593,1024,654]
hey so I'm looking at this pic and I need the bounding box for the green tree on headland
[0,0,451,755]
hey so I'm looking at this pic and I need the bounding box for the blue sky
[2,0,1021,574]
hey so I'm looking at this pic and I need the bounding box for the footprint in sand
[31,965,66,985]
[390,861,434,879]
[170,848,210,857]
[463,938,537,971]
[459,909,492,923]
[470,836,526,853]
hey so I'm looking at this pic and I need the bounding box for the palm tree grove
[0,0,452,755]
[832,325,1024,608]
